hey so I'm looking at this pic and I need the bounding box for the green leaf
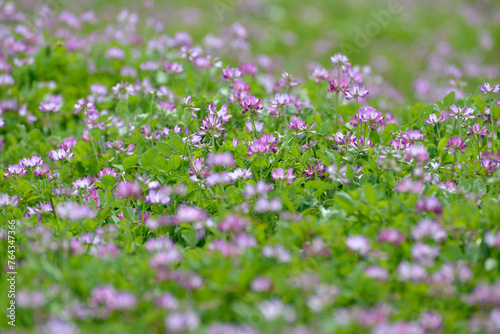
[314,183,338,198]
[437,137,449,153]
[169,133,184,152]
[89,127,101,141]
[369,130,380,144]
[167,156,182,171]
[115,99,129,116]
[101,174,117,188]
[122,207,135,222]
[142,148,160,169]
[123,155,139,170]
[60,164,71,182]
[335,191,356,213]
[156,141,171,157]
[305,180,325,189]
[363,183,377,205]
[382,124,398,144]
[182,227,198,247]
[443,91,455,108]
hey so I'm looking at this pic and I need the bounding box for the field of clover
[1,1,500,334]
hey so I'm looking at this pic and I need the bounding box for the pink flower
[479,82,500,94]
[354,106,384,130]
[326,163,350,184]
[405,145,429,162]
[311,67,330,83]
[378,229,406,245]
[56,202,96,221]
[73,98,96,115]
[401,130,425,145]
[0,194,19,207]
[444,136,467,155]
[329,52,350,71]
[449,105,475,120]
[364,266,389,281]
[114,181,142,199]
[207,152,235,167]
[395,179,424,194]
[416,196,442,215]
[344,85,369,100]
[240,96,263,114]
[345,235,371,255]
[424,113,447,125]
[271,168,296,185]
[221,65,241,81]
[47,149,74,162]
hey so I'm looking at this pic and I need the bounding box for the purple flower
[164,61,184,75]
[444,136,467,155]
[228,168,253,181]
[240,96,263,114]
[47,149,74,162]
[207,103,232,124]
[206,172,231,187]
[378,229,406,245]
[174,205,208,224]
[329,52,350,71]
[61,137,78,150]
[4,164,27,178]
[344,84,369,100]
[207,152,235,167]
[288,118,316,136]
[241,63,258,77]
[354,106,384,130]
[254,197,282,213]
[311,67,330,83]
[251,277,273,292]
[112,81,135,99]
[479,82,500,94]
[199,115,225,138]
[72,177,94,189]
[416,196,442,215]
[420,312,442,332]
[345,235,371,255]
[0,194,19,207]
[268,93,290,117]
[271,168,296,185]
[243,180,273,198]
[73,98,96,115]
[405,145,429,162]
[221,65,241,81]
[326,163,350,184]
[397,261,427,283]
[412,219,447,242]
[144,187,171,205]
[165,311,200,334]
[449,105,475,120]
[364,266,389,281]
[401,130,425,145]
[113,181,142,199]
[411,242,440,266]
[467,123,488,138]
[218,215,247,233]
[424,113,447,125]
[56,202,96,221]
[395,179,424,194]
[328,77,349,94]
[104,140,134,154]
[20,156,44,168]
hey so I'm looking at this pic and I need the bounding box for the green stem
[335,66,341,132]
[149,94,155,129]
[84,113,100,170]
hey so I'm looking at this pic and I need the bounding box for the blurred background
[9,0,500,103]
